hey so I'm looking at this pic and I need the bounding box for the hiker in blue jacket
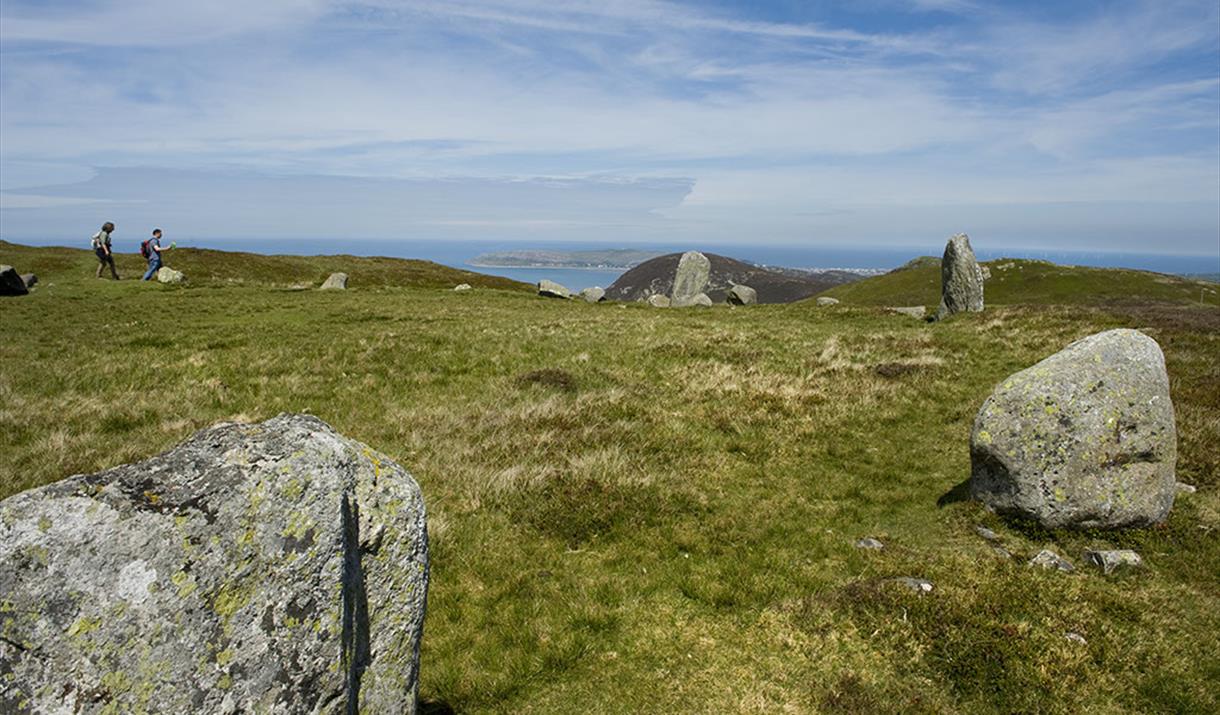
[141,228,173,280]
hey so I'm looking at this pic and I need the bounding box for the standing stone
[971,329,1176,529]
[538,279,571,299]
[935,233,984,319]
[0,414,429,714]
[0,265,29,296]
[647,294,671,308]
[670,251,710,306]
[726,284,757,306]
[320,272,348,290]
[578,286,606,303]
[816,296,839,306]
[156,266,186,284]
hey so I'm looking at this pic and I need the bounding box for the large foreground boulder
[1,265,28,296]
[971,329,1176,528]
[156,266,186,285]
[671,251,710,304]
[935,233,984,319]
[0,414,429,714]
[320,272,348,290]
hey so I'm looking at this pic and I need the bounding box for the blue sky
[1,0,1218,255]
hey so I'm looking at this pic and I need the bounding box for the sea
[10,236,1219,291]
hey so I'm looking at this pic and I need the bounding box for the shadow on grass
[419,700,456,715]
[936,478,972,508]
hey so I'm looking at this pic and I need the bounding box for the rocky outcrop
[320,272,348,290]
[1,265,29,296]
[935,233,984,319]
[726,284,757,305]
[538,279,571,299]
[971,329,1176,529]
[156,267,186,285]
[579,286,606,303]
[671,251,711,305]
[0,414,429,714]
[606,252,860,304]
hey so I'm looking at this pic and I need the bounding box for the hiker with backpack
[91,222,120,279]
[141,228,174,281]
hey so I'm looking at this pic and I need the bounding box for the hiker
[141,228,173,281]
[92,222,119,279]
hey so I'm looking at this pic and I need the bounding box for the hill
[820,257,1219,307]
[0,239,530,291]
[605,251,860,303]
[1,243,1218,713]
[470,248,661,268]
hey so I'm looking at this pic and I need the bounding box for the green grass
[3,242,1219,713]
[822,257,1220,309]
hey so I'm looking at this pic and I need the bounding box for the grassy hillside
[821,257,1219,308]
[0,239,530,291]
[2,244,1218,713]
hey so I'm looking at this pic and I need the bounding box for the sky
[1,0,1218,256]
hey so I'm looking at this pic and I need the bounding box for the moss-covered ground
[2,242,1218,713]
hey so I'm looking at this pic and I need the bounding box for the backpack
[91,232,103,250]
[140,240,152,259]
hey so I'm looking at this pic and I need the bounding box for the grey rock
[892,577,934,594]
[1,265,29,296]
[935,233,985,319]
[320,272,348,290]
[1176,482,1196,494]
[726,284,757,306]
[816,296,839,306]
[1028,549,1075,573]
[854,538,884,550]
[1065,632,1088,645]
[1084,549,1142,575]
[671,251,710,304]
[578,286,606,303]
[0,414,429,714]
[647,294,671,308]
[538,279,572,299]
[888,306,926,319]
[453,283,472,292]
[975,525,1001,542]
[156,266,186,284]
[980,265,992,281]
[674,292,713,308]
[971,329,1177,529]
[20,273,38,289]
[992,546,1014,560]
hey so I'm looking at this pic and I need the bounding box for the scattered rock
[0,414,429,714]
[538,279,572,299]
[1,265,29,296]
[647,294,671,308]
[854,538,884,550]
[971,329,1177,529]
[320,272,348,290]
[156,266,186,284]
[20,273,38,289]
[1065,632,1088,645]
[670,251,711,305]
[892,577,934,594]
[1029,549,1075,572]
[935,233,985,320]
[888,306,926,319]
[975,525,1001,542]
[453,283,472,292]
[1084,549,1143,575]
[816,296,839,306]
[726,284,757,305]
[1176,482,1196,494]
[578,286,606,303]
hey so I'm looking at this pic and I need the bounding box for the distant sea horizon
[6,235,1218,291]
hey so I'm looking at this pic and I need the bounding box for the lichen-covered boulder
[726,284,757,306]
[156,266,186,284]
[0,414,429,714]
[538,279,571,299]
[320,272,348,290]
[1,265,29,296]
[670,251,710,304]
[935,233,984,319]
[578,286,606,303]
[971,329,1176,529]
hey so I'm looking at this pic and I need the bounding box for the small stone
[816,296,840,306]
[1028,549,1075,573]
[538,279,572,299]
[319,272,347,290]
[647,294,671,308]
[854,537,884,550]
[975,525,1001,542]
[1176,482,1196,494]
[1065,632,1088,645]
[156,266,186,284]
[888,306,926,319]
[453,283,472,292]
[578,286,606,303]
[893,577,934,594]
[726,284,757,306]
[1084,549,1142,575]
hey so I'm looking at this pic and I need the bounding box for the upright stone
[970,329,1176,529]
[320,272,348,290]
[0,414,430,713]
[726,284,757,306]
[670,251,710,306]
[0,265,28,296]
[936,233,984,319]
